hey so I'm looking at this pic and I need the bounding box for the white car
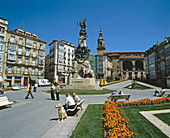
[36,79,51,86]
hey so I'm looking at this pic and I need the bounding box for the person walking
[56,82,60,100]
[34,83,38,92]
[25,83,34,99]
[50,83,55,100]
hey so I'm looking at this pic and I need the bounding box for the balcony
[8,50,16,55]
[25,42,32,48]
[8,70,12,74]
[33,54,37,57]
[18,61,22,64]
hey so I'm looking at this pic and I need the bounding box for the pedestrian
[25,83,34,99]
[50,83,55,100]
[0,84,4,95]
[34,83,38,92]
[56,82,60,100]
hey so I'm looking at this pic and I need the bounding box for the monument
[64,19,102,90]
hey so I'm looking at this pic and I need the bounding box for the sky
[0,0,170,56]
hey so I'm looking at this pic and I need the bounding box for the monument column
[63,18,102,90]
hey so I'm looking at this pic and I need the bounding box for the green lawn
[154,113,170,126]
[70,104,103,138]
[120,103,170,138]
[46,88,113,95]
[124,83,152,90]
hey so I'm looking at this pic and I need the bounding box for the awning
[30,76,38,81]
[38,76,44,79]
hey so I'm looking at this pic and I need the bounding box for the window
[32,60,35,65]
[25,67,28,74]
[19,38,23,45]
[0,36,4,41]
[0,27,5,34]
[8,65,12,73]
[26,39,32,47]
[8,54,16,60]
[0,55,2,63]
[33,50,36,57]
[0,44,3,50]
[38,68,41,75]
[17,66,21,74]
[10,36,15,43]
[8,43,16,50]
[38,59,43,65]
[39,51,44,57]
[18,47,22,55]
[32,68,35,75]
[40,44,43,49]
[33,42,37,48]
[25,58,29,65]
[26,49,29,56]
[18,57,21,64]
[58,58,63,64]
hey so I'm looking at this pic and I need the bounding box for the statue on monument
[77,18,87,37]
[71,18,94,79]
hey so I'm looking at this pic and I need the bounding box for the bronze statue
[77,18,87,37]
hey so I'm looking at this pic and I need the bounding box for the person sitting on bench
[107,90,119,99]
[64,93,75,110]
[71,92,80,105]
[154,88,165,96]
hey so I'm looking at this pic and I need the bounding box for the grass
[120,103,170,138]
[154,113,170,126]
[124,83,152,90]
[70,104,103,138]
[46,88,113,95]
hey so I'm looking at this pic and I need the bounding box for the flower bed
[114,97,170,107]
[103,97,170,137]
[3,87,13,91]
[101,79,126,86]
[103,101,137,138]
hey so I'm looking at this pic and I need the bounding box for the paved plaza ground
[0,80,170,138]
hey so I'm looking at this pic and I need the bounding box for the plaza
[0,80,170,138]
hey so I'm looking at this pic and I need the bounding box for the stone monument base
[63,78,103,90]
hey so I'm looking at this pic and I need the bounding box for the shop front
[6,76,12,87]
[14,77,21,87]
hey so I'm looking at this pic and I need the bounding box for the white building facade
[48,40,75,84]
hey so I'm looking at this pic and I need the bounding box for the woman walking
[56,82,60,100]
[25,83,34,99]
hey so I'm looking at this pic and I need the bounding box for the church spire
[97,28,105,55]
[99,28,103,38]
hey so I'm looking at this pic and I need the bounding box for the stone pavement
[140,109,170,137]
[1,80,170,138]
[41,80,170,138]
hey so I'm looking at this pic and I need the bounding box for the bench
[157,91,168,97]
[0,96,13,107]
[111,94,131,102]
[12,87,20,90]
[66,99,85,116]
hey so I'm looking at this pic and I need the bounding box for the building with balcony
[1,17,47,87]
[145,37,170,88]
[0,17,8,80]
[47,40,75,84]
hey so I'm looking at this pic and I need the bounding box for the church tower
[97,28,105,55]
